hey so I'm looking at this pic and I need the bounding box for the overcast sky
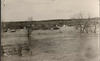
[2,0,99,21]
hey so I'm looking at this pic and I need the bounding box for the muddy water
[1,30,100,61]
[30,32,99,61]
[77,33,99,61]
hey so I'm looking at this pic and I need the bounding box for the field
[1,27,100,61]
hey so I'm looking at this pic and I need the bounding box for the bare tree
[73,13,92,33]
[17,44,22,56]
[92,19,98,33]
[26,17,33,55]
[82,16,91,33]
[73,13,84,33]
[82,16,98,33]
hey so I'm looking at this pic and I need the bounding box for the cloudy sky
[2,0,99,21]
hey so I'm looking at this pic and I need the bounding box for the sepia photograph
[1,0,100,61]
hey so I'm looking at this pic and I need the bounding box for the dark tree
[17,44,22,56]
[72,13,94,33]
[26,17,33,55]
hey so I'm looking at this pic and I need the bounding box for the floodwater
[1,29,100,61]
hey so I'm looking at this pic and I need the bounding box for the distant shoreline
[2,17,100,22]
